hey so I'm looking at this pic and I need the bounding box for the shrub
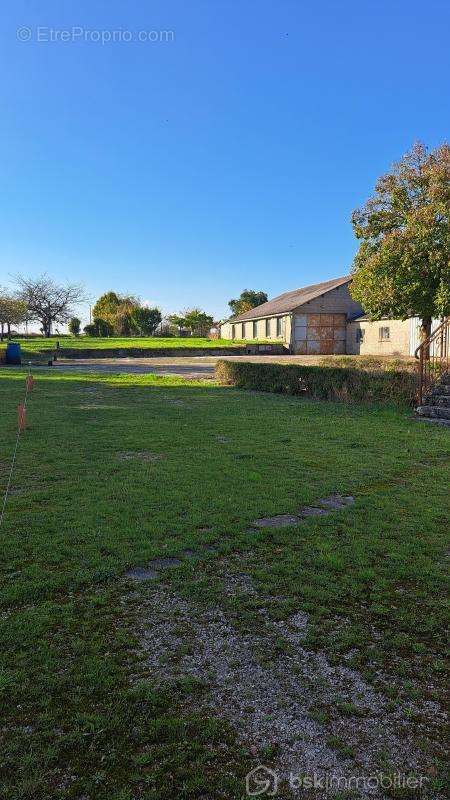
[83,318,113,337]
[68,317,81,336]
[215,360,417,406]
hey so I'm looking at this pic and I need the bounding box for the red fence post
[17,403,26,432]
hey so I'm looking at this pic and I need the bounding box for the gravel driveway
[53,354,325,379]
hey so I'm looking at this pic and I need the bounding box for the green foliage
[130,306,161,336]
[228,289,268,317]
[0,291,28,339]
[83,317,113,337]
[92,291,122,328]
[169,308,214,336]
[215,360,417,405]
[68,316,81,335]
[183,308,213,336]
[350,142,450,334]
[92,292,161,337]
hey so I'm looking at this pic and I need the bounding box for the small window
[379,326,390,341]
[356,328,365,342]
[231,324,235,339]
[265,318,270,338]
[276,317,283,337]
[252,320,257,339]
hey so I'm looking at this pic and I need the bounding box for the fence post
[17,403,26,432]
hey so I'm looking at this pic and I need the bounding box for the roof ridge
[227,275,351,323]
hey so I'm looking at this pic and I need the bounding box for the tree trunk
[420,316,432,360]
[0,323,3,341]
[7,322,11,339]
[420,317,432,342]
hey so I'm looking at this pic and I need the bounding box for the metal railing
[414,317,449,405]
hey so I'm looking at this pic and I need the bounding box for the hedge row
[215,360,417,406]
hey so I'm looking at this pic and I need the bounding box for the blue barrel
[5,342,21,365]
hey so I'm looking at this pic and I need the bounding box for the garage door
[293,313,346,354]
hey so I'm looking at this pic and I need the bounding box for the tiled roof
[229,275,351,322]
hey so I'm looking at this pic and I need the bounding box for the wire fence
[0,369,33,529]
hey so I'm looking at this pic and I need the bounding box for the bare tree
[17,276,86,337]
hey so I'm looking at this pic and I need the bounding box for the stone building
[220,275,439,356]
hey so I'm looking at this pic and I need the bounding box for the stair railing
[414,317,449,405]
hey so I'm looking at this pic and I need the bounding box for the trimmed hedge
[215,360,417,406]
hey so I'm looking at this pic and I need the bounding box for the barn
[220,275,364,355]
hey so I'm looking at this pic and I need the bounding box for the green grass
[1,336,256,359]
[0,366,448,798]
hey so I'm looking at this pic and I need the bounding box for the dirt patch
[117,451,165,463]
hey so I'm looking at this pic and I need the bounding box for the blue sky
[0,0,449,324]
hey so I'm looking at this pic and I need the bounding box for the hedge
[215,360,418,406]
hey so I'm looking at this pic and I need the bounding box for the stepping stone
[318,494,354,510]
[250,495,355,530]
[297,506,329,517]
[202,543,219,552]
[252,514,300,528]
[125,566,158,581]
[117,451,164,463]
[148,557,182,569]
[181,548,196,558]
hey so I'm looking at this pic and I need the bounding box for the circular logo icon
[17,27,32,42]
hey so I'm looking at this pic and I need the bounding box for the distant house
[220,276,363,355]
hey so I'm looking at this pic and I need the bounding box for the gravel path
[52,354,331,379]
[129,558,445,799]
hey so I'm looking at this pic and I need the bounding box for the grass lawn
[0,367,448,798]
[1,337,256,359]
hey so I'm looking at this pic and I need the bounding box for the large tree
[92,292,161,336]
[168,308,214,337]
[350,142,450,340]
[0,290,28,340]
[228,289,268,317]
[17,276,86,337]
[92,291,122,330]
[130,306,161,336]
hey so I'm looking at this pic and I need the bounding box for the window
[356,328,365,342]
[276,317,283,337]
[252,320,257,339]
[379,326,390,341]
[265,318,270,338]
[231,324,235,339]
